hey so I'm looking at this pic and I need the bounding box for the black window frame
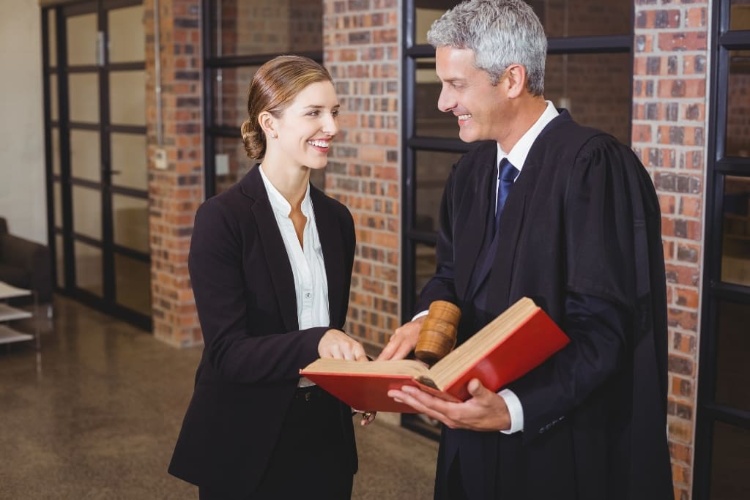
[693,1,750,498]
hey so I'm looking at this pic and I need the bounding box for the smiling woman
[168,55,372,500]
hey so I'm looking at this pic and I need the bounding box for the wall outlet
[154,148,168,170]
[215,153,229,176]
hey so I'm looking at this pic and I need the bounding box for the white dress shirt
[415,101,560,434]
[259,166,329,386]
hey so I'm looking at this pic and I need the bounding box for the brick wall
[323,0,401,349]
[632,1,709,498]
[144,0,204,347]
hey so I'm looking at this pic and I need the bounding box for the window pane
[74,241,102,296]
[211,0,322,57]
[415,242,437,296]
[111,133,147,191]
[115,253,151,316]
[66,13,97,66]
[540,0,630,37]
[414,1,630,43]
[212,67,259,127]
[714,299,750,412]
[416,150,462,233]
[51,127,61,176]
[54,181,63,229]
[730,2,750,31]
[727,50,750,158]
[214,136,253,194]
[70,130,101,182]
[69,73,99,123]
[546,52,632,145]
[113,194,149,254]
[414,58,457,139]
[55,234,64,288]
[108,5,145,63]
[50,73,58,121]
[710,422,750,500]
[722,176,750,286]
[109,70,145,126]
[72,185,102,240]
[48,9,57,67]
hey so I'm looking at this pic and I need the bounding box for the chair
[0,217,53,307]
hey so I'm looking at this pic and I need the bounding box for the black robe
[417,111,673,499]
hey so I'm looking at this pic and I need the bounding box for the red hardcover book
[300,297,570,413]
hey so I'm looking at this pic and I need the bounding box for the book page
[302,358,430,378]
[427,298,537,389]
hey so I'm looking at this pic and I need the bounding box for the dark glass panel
[727,50,750,158]
[710,422,750,500]
[721,176,750,287]
[730,2,750,30]
[546,52,632,145]
[414,0,630,44]
[211,67,259,128]
[115,253,152,316]
[415,150,463,234]
[714,298,750,411]
[415,242,437,298]
[211,0,322,57]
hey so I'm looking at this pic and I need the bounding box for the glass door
[45,0,150,330]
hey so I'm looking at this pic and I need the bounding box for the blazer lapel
[310,188,345,327]
[455,147,497,300]
[241,167,299,332]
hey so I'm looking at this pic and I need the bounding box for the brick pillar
[632,2,709,498]
[145,0,203,347]
[323,0,401,349]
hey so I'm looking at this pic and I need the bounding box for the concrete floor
[0,296,438,499]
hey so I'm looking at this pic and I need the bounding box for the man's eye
[308,110,320,116]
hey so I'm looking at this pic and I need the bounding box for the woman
[169,55,372,500]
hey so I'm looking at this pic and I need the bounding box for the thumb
[467,378,489,397]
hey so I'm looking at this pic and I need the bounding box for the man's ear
[258,111,277,138]
[505,64,528,99]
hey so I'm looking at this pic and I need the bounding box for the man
[379,1,674,499]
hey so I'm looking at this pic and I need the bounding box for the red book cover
[300,297,570,413]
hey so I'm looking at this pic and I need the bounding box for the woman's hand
[318,329,368,361]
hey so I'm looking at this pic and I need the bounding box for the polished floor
[0,296,438,500]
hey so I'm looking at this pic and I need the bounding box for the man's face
[435,46,507,143]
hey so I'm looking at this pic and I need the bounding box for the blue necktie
[495,158,519,233]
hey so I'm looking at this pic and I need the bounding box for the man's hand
[387,378,511,431]
[377,317,424,360]
[318,329,368,361]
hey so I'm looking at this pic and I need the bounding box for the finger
[467,378,488,398]
[353,345,368,362]
[376,339,398,361]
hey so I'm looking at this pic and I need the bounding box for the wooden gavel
[414,300,461,366]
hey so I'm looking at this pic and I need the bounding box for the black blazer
[420,112,672,499]
[168,166,357,495]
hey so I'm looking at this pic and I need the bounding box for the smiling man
[378,1,674,499]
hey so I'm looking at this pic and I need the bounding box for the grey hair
[426,0,547,95]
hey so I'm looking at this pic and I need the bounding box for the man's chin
[458,128,480,143]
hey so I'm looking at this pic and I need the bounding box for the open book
[300,297,570,413]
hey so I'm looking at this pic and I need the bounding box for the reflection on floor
[0,296,438,499]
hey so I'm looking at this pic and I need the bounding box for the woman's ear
[505,64,528,99]
[258,111,277,139]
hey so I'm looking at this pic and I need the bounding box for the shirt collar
[259,165,312,218]
[496,101,559,173]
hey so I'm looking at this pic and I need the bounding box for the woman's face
[273,80,340,171]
